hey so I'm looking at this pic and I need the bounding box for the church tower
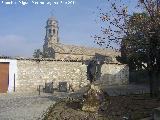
[43,16,59,58]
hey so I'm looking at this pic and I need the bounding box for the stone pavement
[0,92,57,120]
[0,84,151,120]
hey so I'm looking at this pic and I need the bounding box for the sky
[0,0,140,57]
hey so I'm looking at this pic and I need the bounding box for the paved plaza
[0,92,57,120]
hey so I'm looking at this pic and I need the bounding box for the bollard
[14,74,16,92]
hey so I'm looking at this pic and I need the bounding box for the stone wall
[14,59,129,92]
[100,64,129,85]
[16,60,89,92]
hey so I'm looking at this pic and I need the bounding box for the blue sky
[0,0,139,57]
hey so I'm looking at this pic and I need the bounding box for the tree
[33,49,43,58]
[125,0,160,97]
[121,13,149,71]
[139,0,160,97]
[94,0,160,97]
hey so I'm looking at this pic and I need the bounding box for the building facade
[43,17,120,62]
[0,17,129,93]
[0,57,129,93]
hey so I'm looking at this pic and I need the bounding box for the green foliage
[121,9,160,71]
[120,13,148,70]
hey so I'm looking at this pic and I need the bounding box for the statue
[81,59,108,112]
[87,60,97,83]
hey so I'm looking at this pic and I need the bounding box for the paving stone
[0,92,57,120]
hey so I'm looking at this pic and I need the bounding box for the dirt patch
[42,95,160,120]
[43,101,100,120]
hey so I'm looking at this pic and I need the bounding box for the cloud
[0,35,42,57]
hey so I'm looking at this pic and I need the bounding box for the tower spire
[44,15,59,44]
[50,9,55,17]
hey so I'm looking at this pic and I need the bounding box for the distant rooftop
[0,56,123,64]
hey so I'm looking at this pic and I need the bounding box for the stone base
[82,104,99,112]
[81,84,102,112]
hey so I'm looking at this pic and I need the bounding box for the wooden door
[0,63,9,93]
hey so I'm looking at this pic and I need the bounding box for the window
[53,29,55,34]
[49,29,51,34]
[48,21,52,25]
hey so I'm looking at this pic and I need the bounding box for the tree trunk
[154,71,160,97]
[149,70,153,97]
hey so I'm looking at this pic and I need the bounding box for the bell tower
[45,17,59,45]
[43,16,59,58]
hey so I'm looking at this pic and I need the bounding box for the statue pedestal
[82,84,103,112]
